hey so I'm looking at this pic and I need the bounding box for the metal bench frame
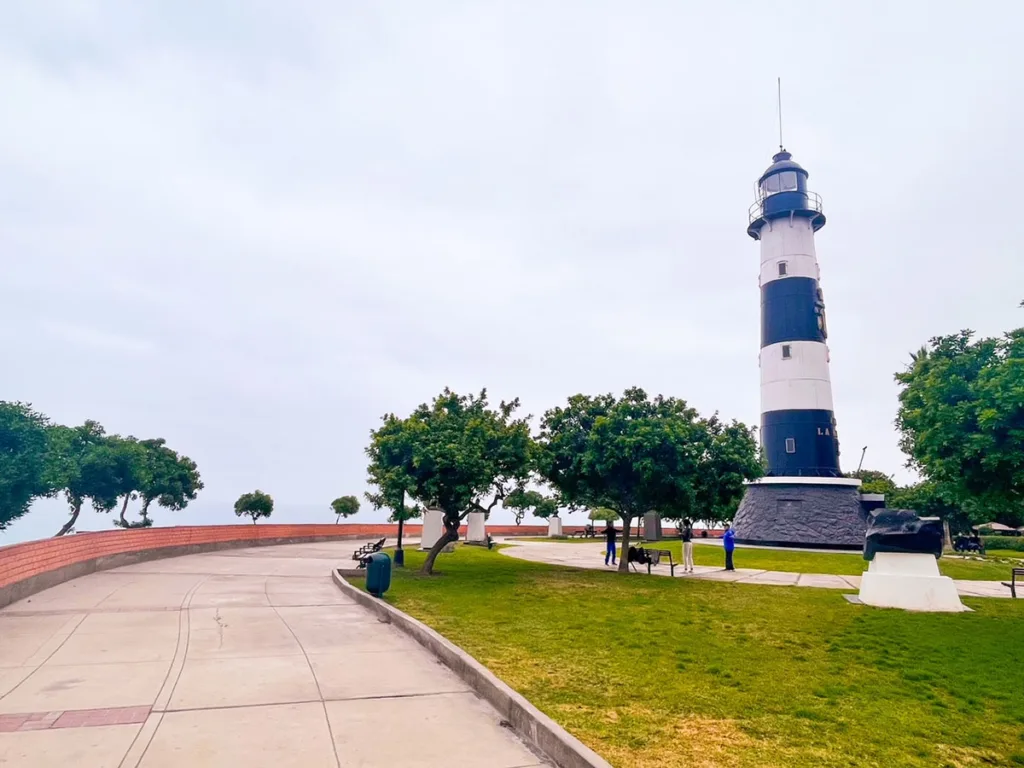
[1004,568,1023,598]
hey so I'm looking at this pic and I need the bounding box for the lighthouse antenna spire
[777,77,784,152]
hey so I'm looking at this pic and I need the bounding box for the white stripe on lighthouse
[760,341,833,412]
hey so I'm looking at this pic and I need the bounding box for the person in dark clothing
[603,523,617,565]
[723,523,736,571]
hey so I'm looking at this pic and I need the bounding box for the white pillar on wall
[466,511,487,543]
[547,517,563,537]
[420,508,444,550]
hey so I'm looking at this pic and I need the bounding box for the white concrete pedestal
[466,512,487,543]
[547,517,563,537]
[420,508,444,550]
[858,552,966,612]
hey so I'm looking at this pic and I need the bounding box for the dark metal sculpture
[863,509,943,561]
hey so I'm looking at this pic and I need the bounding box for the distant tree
[50,422,124,536]
[331,495,360,523]
[365,412,422,556]
[895,327,1024,525]
[503,488,560,525]
[538,388,761,573]
[368,388,532,575]
[0,402,55,530]
[234,490,274,524]
[105,436,148,528]
[847,469,898,497]
[688,415,763,527]
[588,507,618,522]
[888,480,971,546]
[135,439,203,526]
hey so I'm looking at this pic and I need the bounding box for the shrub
[981,535,1024,553]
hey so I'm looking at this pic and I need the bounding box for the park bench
[1003,568,1023,598]
[627,546,677,576]
[352,538,386,565]
[572,525,597,539]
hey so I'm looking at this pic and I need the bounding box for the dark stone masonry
[732,483,868,550]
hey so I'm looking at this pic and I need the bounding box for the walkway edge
[332,570,613,768]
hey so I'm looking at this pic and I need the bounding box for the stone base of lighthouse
[733,477,868,550]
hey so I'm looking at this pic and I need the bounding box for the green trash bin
[365,552,392,598]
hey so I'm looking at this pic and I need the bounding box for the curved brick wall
[0,522,594,608]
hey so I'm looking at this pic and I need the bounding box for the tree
[131,439,203,527]
[503,488,560,525]
[368,388,532,575]
[847,469,898,496]
[588,507,618,522]
[50,422,125,536]
[104,436,148,529]
[538,388,761,573]
[365,413,422,559]
[0,402,56,530]
[895,327,1024,525]
[688,415,763,527]
[234,490,274,524]
[331,495,360,523]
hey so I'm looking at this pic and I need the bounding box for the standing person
[682,519,694,573]
[723,523,736,571]
[603,522,617,566]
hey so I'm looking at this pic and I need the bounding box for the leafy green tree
[503,488,560,525]
[365,412,422,557]
[50,422,124,536]
[234,490,274,524]
[136,439,203,525]
[588,507,618,522]
[0,402,56,530]
[331,495,360,523]
[538,388,761,573]
[847,469,898,496]
[688,415,763,527]
[895,327,1024,525]
[368,388,531,575]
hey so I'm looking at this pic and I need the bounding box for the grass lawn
[371,546,1024,768]
[516,537,1015,581]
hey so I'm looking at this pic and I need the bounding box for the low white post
[466,511,487,543]
[547,517,563,537]
[420,508,444,550]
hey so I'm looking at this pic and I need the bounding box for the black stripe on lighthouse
[760,276,841,478]
[761,277,825,347]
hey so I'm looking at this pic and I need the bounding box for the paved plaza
[0,541,546,768]
[499,539,1014,599]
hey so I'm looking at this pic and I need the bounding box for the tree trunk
[617,515,633,573]
[118,495,130,527]
[420,517,459,575]
[56,500,82,537]
[943,518,953,550]
[397,517,404,550]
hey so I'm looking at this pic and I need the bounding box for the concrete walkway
[499,539,1013,599]
[0,541,547,768]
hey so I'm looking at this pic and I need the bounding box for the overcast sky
[2,1,1022,542]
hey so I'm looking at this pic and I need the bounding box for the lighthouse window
[778,261,788,276]
[785,438,796,454]
[761,175,780,195]
[779,171,798,191]
[782,345,792,359]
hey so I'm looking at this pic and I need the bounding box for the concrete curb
[332,570,613,768]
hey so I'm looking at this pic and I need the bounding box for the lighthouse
[732,147,870,549]
[748,150,839,477]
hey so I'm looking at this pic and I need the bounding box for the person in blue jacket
[723,523,736,571]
